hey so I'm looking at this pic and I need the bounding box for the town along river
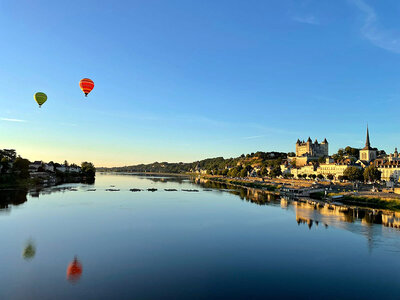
[1,174,400,299]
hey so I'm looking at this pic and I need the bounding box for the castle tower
[359,125,377,162]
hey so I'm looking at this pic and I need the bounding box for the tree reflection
[0,189,28,210]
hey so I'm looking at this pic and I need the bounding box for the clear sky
[1,0,400,167]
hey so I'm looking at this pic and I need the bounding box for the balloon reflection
[22,240,36,260]
[67,256,83,283]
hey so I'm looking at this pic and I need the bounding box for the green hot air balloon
[34,92,47,108]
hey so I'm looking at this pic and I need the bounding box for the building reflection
[194,177,400,246]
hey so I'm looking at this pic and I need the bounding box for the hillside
[97,151,288,174]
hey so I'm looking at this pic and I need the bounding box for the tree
[240,168,247,177]
[270,166,282,178]
[1,157,10,174]
[0,149,16,161]
[64,160,69,167]
[327,174,334,180]
[228,168,239,178]
[81,162,96,178]
[260,167,268,177]
[290,158,297,167]
[343,166,363,182]
[363,165,381,182]
[13,156,30,178]
[344,146,359,158]
[317,174,324,180]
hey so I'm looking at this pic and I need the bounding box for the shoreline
[199,174,400,212]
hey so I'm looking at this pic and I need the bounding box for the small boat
[106,188,120,192]
[182,189,199,192]
[129,188,142,192]
[147,188,157,192]
[164,189,177,191]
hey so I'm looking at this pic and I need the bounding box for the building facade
[296,137,328,157]
[295,137,328,166]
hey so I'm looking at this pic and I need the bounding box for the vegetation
[340,195,400,211]
[81,162,96,178]
[363,165,381,182]
[98,151,288,175]
[343,166,363,182]
[0,148,96,188]
[332,146,359,161]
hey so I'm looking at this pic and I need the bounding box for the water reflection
[3,176,400,250]
[194,178,400,236]
[0,189,28,212]
[22,240,36,261]
[66,256,83,283]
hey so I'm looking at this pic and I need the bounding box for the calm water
[1,174,400,299]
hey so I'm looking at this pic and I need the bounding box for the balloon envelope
[79,78,94,96]
[34,92,47,107]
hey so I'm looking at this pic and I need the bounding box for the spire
[307,137,312,143]
[365,125,370,148]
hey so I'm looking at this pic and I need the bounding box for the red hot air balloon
[67,256,83,282]
[79,78,94,97]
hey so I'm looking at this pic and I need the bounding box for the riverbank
[198,176,279,193]
[334,194,400,211]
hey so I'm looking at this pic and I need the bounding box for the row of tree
[0,149,96,185]
[99,151,288,174]
[341,166,381,182]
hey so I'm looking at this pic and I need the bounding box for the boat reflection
[67,256,83,283]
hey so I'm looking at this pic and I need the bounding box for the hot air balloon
[34,92,47,108]
[79,78,94,97]
[67,256,83,282]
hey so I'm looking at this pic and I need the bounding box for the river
[1,173,400,299]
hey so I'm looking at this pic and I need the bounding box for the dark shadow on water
[0,189,28,211]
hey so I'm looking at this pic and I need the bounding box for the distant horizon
[2,0,400,166]
[7,125,396,168]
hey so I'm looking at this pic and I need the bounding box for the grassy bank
[337,195,400,211]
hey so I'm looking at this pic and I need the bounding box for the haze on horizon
[2,0,400,167]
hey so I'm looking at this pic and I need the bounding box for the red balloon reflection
[66,256,83,283]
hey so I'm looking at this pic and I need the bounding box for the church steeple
[365,125,370,148]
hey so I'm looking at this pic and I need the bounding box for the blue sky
[1,0,400,166]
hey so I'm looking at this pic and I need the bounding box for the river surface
[1,173,400,299]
